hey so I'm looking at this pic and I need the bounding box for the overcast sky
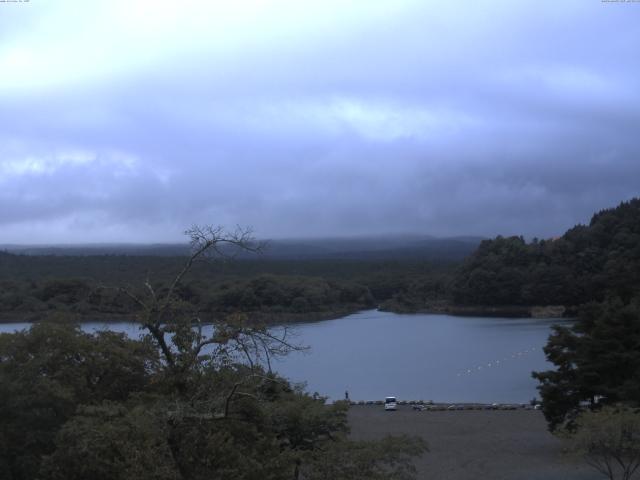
[1,0,639,243]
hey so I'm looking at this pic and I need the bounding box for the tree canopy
[0,226,427,480]
[533,297,640,431]
[452,198,640,308]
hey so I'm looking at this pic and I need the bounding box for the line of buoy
[455,347,542,377]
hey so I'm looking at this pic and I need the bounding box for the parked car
[384,396,397,411]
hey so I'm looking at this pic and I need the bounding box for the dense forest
[0,244,458,323]
[355,198,640,316]
[2,199,640,323]
[450,198,640,310]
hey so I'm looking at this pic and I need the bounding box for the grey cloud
[0,1,639,243]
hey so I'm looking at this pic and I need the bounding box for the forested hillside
[3,200,639,322]
[527,199,640,431]
[451,198,640,308]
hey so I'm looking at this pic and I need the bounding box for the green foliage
[0,227,427,479]
[205,274,375,314]
[37,279,91,303]
[0,254,455,321]
[0,322,426,480]
[0,323,156,480]
[562,406,640,480]
[378,273,451,312]
[533,297,640,431]
[40,402,178,480]
[452,198,640,307]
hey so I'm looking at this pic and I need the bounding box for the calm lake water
[0,309,565,403]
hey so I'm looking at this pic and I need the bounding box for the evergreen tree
[533,297,640,431]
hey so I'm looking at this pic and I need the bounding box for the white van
[384,396,397,411]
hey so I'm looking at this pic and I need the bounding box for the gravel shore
[348,406,602,480]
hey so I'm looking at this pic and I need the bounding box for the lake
[0,309,565,403]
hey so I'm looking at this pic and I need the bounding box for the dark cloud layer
[0,1,639,243]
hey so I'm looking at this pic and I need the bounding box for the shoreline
[344,401,535,410]
[381,304,573,319]
[0,307,364,326]
[0,304,572,326]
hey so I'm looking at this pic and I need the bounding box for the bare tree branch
[103,225,307,398]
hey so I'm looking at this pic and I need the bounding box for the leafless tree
[116,225,302,391]
[564,405,640,480]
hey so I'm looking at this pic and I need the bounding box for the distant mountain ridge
[0,244,191,257]
[1,235,483,262]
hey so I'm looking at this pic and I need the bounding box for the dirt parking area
[348,406,603,480]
